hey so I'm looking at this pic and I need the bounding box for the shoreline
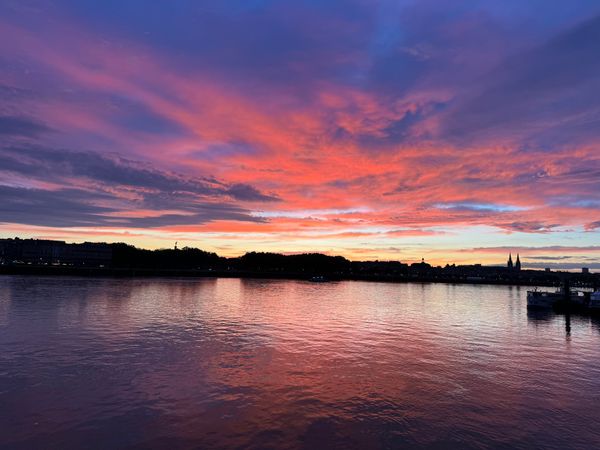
[0,264,560,287]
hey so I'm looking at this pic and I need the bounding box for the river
[1,276,599,449]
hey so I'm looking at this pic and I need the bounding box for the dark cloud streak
[0,146,278,202]
[0,185,266,228]
[0,116,52,137]
[0,145,277,228]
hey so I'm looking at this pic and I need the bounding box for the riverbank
[0,264,564,287]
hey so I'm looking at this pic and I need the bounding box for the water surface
[1,277,599,449]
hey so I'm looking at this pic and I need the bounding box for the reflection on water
[1,276,600,449]
[526,309,556,323]
[529,310,581,340]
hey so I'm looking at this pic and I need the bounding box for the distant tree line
[111,245,351,273]
[236,252,350,273]
[111,244,220,269]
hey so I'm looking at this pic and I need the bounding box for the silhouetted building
[515,254,521,271]
[582,267,590,274]
[0,238,112,266]
[507,253,513,269]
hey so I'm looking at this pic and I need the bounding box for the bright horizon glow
[1,1,600,269]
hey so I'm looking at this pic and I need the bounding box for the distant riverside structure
[507,253,521,271]
[0,238,112,266]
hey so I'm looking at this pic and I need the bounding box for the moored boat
[526,288,565,309]
[589,291,600,312]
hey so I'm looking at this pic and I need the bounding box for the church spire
[515,254,521,271]
[507,253,513,269]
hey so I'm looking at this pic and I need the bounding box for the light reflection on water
[1,276,600,449]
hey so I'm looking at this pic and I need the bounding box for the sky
[1,0,600,269]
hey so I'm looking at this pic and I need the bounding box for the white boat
[589,291,600,311]
[570,290,589,307]
[309,275,327,282]
[526,289,565,309]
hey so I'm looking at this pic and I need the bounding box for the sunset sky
[1,0,600,268]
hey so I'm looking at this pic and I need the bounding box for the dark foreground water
[1,277,600,449]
